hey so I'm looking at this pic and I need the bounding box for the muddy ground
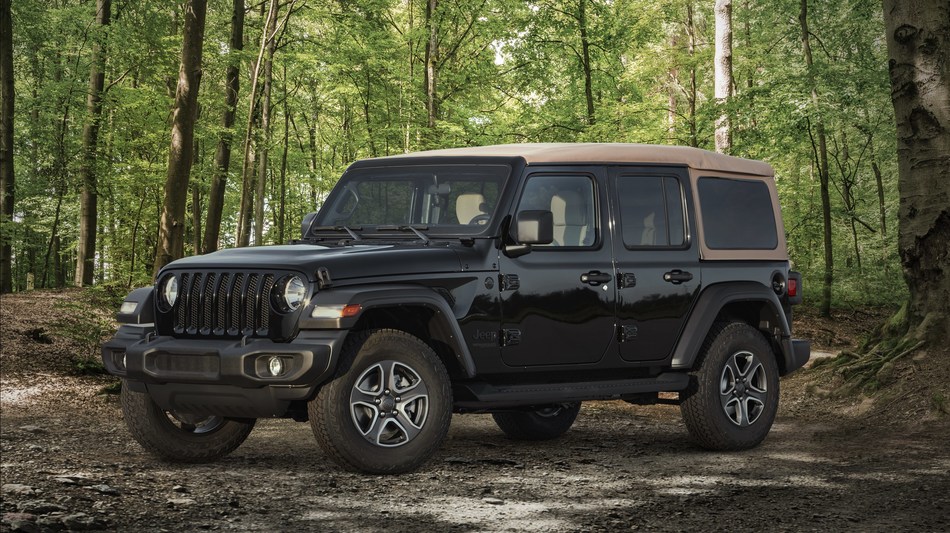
[2,291,949,532]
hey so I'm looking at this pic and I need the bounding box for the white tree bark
[883,0,950,343]
[714,0,732,153]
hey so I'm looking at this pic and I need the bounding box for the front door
[499,168,616,367]
[609,166,701,362]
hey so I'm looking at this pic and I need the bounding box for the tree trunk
[424,0,439,135]
[75,0,111,287]
[278,63,289,244]
[254,18,277,246]
[579,0,594,127]
[883,0,950,344]
[686,2,698,148]
[0,0,14,293]
[154,0,207,276]
[837,132,862,272]
[714,0,732,153]
[128,194,146,288]
[237,0,278,247]
[800,0,833,317]
[203,0,244,255]
[191,179,201,254]
[41,194,63,288]
[306,112,319,205]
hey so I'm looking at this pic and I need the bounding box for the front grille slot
[172,271,277,338]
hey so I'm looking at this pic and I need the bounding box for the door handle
[581,271,612,286]
[663,269,693,284]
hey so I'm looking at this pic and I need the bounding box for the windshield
[312,164,510,238]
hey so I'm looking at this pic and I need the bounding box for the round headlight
[280,276,306,311]
[161,275,179,308]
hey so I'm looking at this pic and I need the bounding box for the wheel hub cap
[719,350,768,427]
[349,360,430,447]
[379,395,396,412]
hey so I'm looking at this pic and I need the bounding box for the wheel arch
[671,282,798,375]
[308,285,477,380]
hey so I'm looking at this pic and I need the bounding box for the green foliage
[5,0,904,310]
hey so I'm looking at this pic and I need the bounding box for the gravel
[2,290,948,531]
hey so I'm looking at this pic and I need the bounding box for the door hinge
[499,274,520,291]
[501,328,522,346]
[619,324,639,342]
[619,272,637,289]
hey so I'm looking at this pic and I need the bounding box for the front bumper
[101,325,346,418]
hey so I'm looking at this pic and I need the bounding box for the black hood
[161,243,464,282]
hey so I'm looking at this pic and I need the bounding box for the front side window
[517,174,597,247]
[616,176,687,248]
[314,164,508,237]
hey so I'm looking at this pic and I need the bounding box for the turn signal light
[311,303,362,319]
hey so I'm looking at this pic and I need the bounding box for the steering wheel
[469,214,491,225]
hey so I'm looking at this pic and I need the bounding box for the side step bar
[454,373,690,410]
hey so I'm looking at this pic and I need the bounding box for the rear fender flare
[671,282,797,375]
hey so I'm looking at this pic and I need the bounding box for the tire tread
[680,321,779,451]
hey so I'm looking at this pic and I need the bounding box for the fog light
[268,356,284,377]
[112,350,127,371]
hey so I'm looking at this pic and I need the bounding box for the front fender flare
[302,285,476,378]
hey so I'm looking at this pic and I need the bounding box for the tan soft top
[378,143,773,177]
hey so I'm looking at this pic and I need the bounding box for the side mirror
[505,210,553,258]
[301,211,318,239]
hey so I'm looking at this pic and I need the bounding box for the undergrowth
[811,302,931,396]
[51,297,116,375]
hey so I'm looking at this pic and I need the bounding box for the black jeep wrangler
[103,143,810,474]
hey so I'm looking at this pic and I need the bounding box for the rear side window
[698,177,777,250]
[616,176,686,248]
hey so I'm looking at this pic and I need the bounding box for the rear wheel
[120,383,255,462]
[309,329,453,474]
[680,322,779,450]
[492,402,581,441]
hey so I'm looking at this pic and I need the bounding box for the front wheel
[680,322,780,450]
[120,383,255,462]
[309,329,453,474]
[492,402,581,441]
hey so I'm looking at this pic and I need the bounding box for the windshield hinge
[316,267,333,289]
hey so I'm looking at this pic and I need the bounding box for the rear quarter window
[698,176,777,250]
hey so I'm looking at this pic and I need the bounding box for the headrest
[550,191,587,225]
[456,193,486,224]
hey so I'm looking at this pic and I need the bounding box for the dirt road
[2,373,949,532]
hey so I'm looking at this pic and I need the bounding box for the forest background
[0,0,906,314]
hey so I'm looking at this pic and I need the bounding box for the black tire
[492,402,581,441]
[309,329,453,474]
[680,322,780,451]
[120,382,255,463]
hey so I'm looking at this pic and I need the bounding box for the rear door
[609,166,701,362]
[498,167,617,367]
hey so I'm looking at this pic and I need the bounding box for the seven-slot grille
[172,271,277,338]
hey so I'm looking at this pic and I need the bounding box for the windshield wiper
[311,225,362,241]
[376,225,430,244]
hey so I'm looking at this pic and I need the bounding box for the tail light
[787,271,803,305]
